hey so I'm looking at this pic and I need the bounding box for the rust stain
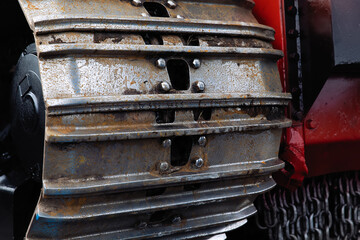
[48,198,87,217]
[55,126,76,134]
[26,0,39,10]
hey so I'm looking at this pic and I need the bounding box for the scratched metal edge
[42,158,284,196]
[32,16,274,40]
[37,44,283,58]
[32,15,272,31]
[27,220,248,240]
[32,6,275,35]
[64,221,248,240]
[157,219,247,240]
[38,176,275,221]
[45,118,292,143]
[89,206,254,240]
[27,205,256,240]
[45,93,292,115]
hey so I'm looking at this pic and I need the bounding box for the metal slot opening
[146,187,166,197]
[183,35,200,46]
[183,183,201,191]
[171,136,193,166]
[167,59,190,90]
[149,210,171,224]
[193,108,212,121]
[155,110,175,123]
[143,2,170,17]
[142,33,163,45]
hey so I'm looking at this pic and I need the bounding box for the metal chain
[255,171,360,239]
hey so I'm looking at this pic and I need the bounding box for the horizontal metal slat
[38,176,275,221]
[38,44,283,58]
[33,16,275,40]
[46,93,291,115]
[46,118,291,142]
[43,157,284,196]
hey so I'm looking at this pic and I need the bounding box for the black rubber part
[10,43,44,181]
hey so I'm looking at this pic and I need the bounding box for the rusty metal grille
[18,0,291,239]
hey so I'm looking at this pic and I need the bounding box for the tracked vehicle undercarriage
[1,0,291,239]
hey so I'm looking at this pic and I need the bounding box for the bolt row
[156,58,201,69]
[158,81,205,93]
[156,58,204,93]
[159,136,207,172]
[162,136,207,149]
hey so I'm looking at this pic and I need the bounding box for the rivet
[158,81,171,93]
[176,15,184,19]
[159,162,169,172]
[141,12,149,17]
[193,81,205,92]
[162,139,172,148]
[166,0,177,9]
[198,136,207,146]
[131,0,142,7]
[194,158,204,168]
[306,119,318,129]
[156,58,166,69]
[172,216,182,224]
[192,59,201,69]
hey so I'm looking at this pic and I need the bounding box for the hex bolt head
[156,58,166,69]
[159,162,169,172]
[172,216,182,224]
[162,139,172,148]
[194,158,204,168]
[131,0,142,7]
[198,136,207,147]
[158,81,171,93]
[192,59,201,69]
[166,0,177,9]
[193,81,205,92]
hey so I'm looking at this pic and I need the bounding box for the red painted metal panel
[253,0,288,92]
[304,76,360,176]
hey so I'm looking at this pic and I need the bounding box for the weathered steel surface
[18,0,290,239]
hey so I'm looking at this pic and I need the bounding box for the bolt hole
[193,108,212,121]
[171,136,193,166]
[155,110,175,123]
[166,59,190,91]
[143,2,170,17]
[146,187,167,197]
